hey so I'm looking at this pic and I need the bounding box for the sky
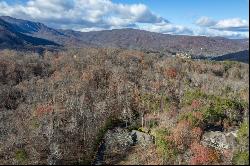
[0,0,249,38]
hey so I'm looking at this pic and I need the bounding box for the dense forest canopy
[0,48,248,165]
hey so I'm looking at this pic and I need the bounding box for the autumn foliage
[191,99,202,109]
[165,67,177,78]
[35,104,53,117]
[169,120,192,151]
[189,142,221,165]
[191,127,203,142]
[0,48,248,165]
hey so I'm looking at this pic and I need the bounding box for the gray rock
[104,127,134,152]
[93,127,134,165]
[131,130,154,145]
[201,130,238,150]
[93,128,155,165]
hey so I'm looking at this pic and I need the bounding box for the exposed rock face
[131,130,154,146]
[104,128,134,153]
[93,128,134,165]
[93,128,155,165]
[201,130,238,150]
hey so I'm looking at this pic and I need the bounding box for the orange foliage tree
[189,142,221,165]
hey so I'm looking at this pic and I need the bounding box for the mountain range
[0,16,249,58]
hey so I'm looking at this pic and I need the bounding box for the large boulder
[93,127,134,165]
[104,128,134,152]
[201,130,238,150]
[131,130,154,146]
[93,128,155,165]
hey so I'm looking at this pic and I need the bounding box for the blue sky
[0,0,249,38]
[114,0,249,22]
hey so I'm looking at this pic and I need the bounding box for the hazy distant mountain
[0,17,60,50]
[212,50,249,63]
[65,29,249,56]
[0,16,248,57]
[0,16,91,47]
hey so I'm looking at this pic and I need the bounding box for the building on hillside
[176,52,191,59]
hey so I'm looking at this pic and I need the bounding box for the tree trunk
[142,112,144,128]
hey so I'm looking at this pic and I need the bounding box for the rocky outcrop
[104,128,134,153]
[93,128,155,165]
[93,128,133,165]
[201,130,238,150]
[131,130,154,146]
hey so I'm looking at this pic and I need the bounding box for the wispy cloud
[193,27,249,39]
[138,22,194,35]
[195,17,217,27]
[195,17,249,32]
[139,22,249,39]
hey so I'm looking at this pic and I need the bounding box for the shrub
[189,142,221,165]
[203,106,225,125]
[233,120,249,165]
[170,120,192,152]
[170,120,203,152]
[237,120,249,146]
[164,67,177,79]
[191,127,203,142]
[232,151,249,165]
[148,119,159,128]
[178,111,204,127]
[191,99,202,110]
[30,117,40,129]
[223,61,234,73]
[203,97,246,126]
[154,128,178,164]
[35,104,53,117]
[15,149,28,163]
[212,69,224,77]
[139,93,169,114]
[181,89,207,106]
[181,92,247,129]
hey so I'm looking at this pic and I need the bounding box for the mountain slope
[0,17,60,49]
[0,16,249,57]
[0,16,91,47]
[69,28,249,56]
[212,50,249,63]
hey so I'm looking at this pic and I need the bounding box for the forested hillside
[0,16,248,59]
[0,48,248,165]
